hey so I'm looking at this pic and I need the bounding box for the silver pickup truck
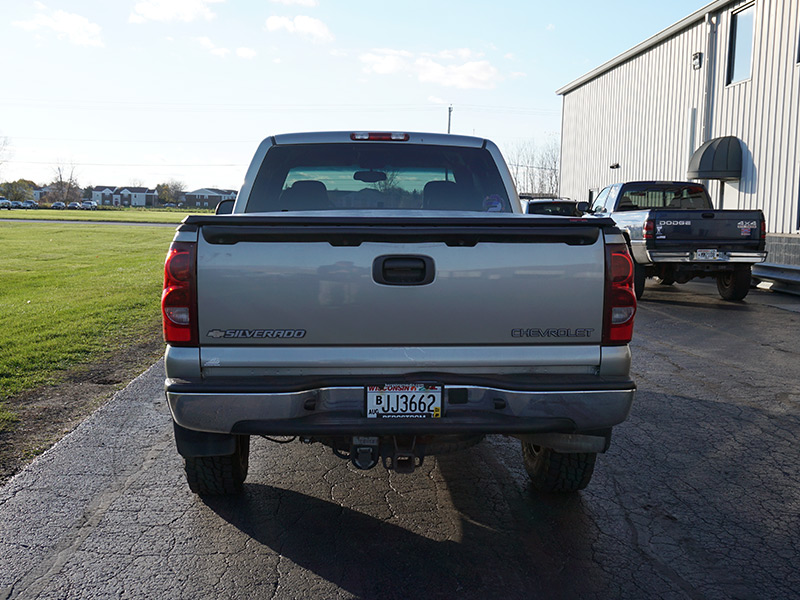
[162,131,637,496]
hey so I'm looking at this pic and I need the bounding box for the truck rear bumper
[166,378,635,436]
[644,250,767,264]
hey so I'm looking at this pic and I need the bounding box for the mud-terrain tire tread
[184,435,250,496]
[717,266,752,301]
[521,442,597,492]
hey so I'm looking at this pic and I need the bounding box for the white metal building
[557,0,800,278]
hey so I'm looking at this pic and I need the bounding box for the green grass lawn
[1,206,213,224]
[0,221,174,429]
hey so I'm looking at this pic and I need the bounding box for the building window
[728,5,755,84]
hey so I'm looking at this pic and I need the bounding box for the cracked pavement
[1,280,799,599]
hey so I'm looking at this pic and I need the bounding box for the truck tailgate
[651,209,763,248]
[193,215,607,348]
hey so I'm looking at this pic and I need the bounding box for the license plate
[366,384,442,419]
[695,249,719,260]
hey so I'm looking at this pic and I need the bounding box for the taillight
[350,132,410,141]
[603,243,637,345]
[643,219,655,240]
[760,219,767,239]
[162,241,198,346]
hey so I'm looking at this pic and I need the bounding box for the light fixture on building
[609,163,620,169]
[692,52,703,70]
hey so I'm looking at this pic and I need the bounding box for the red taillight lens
[162,241,197,346]
[350,132,410,141]
[643,219,655,240]
[760,219,767,239]
[603,243,637,345]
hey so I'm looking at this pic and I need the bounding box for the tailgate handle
[702,212,715,218]
[373,255,435,286]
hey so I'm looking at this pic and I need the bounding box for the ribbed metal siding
[560,20,708,203]
[560,0,800,235]
[710,0,800,234]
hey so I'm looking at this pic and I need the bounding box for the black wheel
[521,442,597,492]
[633,260,646,300]
[184,434,250,495]
[717,266,752,301]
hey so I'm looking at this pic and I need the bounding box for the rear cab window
[246,143,512,213]
[618,183,712,210]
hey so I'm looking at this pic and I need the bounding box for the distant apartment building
[92,186,157,206]
[184,188,237,208]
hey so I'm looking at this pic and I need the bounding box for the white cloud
[236,47,257,59]
[13,8,103,47]
[129,0,224,24]
[428,96,448,105]
[360,49,502,90]
[359,49,412,75]
[270,0,318,5]
[195,36,230,56]
[265,15,333,43]
[546,23,556,31]
[416,58,499,90]
[428,48,482,61]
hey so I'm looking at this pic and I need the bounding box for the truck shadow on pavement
[201,442,608,599]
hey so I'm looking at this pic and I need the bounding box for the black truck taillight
[643,219,655,240]
[603,243,637,345]
[162,241,198,346]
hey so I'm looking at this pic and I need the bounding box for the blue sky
[1,0,705,191]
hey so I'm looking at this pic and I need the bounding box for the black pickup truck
[590,181,767,301]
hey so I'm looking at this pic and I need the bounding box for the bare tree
[129,178,144,188]
[506,140,538,195]
[49,164,82,204]
[505,137,561,197]
[536,137,560,196]
[156,179,186,206]
[0,136,9,176]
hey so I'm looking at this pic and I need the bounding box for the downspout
[701,11,720,206]
[701,12,718,145]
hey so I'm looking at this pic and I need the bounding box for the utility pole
[447,105,453,134]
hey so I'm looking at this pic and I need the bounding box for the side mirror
[576,201,590,214]
[215,199,234,215]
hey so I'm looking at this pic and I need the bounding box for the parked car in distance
[11,201,23,209]
[164,202,176,208]
[0,197,10,210]
[81,200,98,210]
[21,200,39,209]
[522,195,589,216]
[67,202,81,210]
[51,201,66,210]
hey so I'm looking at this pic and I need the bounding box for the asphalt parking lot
[1,279,799,599]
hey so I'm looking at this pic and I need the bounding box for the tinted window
[527,201,579,216]
[728,6,755,84]
[619,183,712,210]
[246,143,511,213]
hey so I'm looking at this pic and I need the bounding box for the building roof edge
[556,0,735,96]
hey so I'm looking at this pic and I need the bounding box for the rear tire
[184,434,250,496]
[717,266,752,301]
[633,260,647,300]
[521,442,597,492]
